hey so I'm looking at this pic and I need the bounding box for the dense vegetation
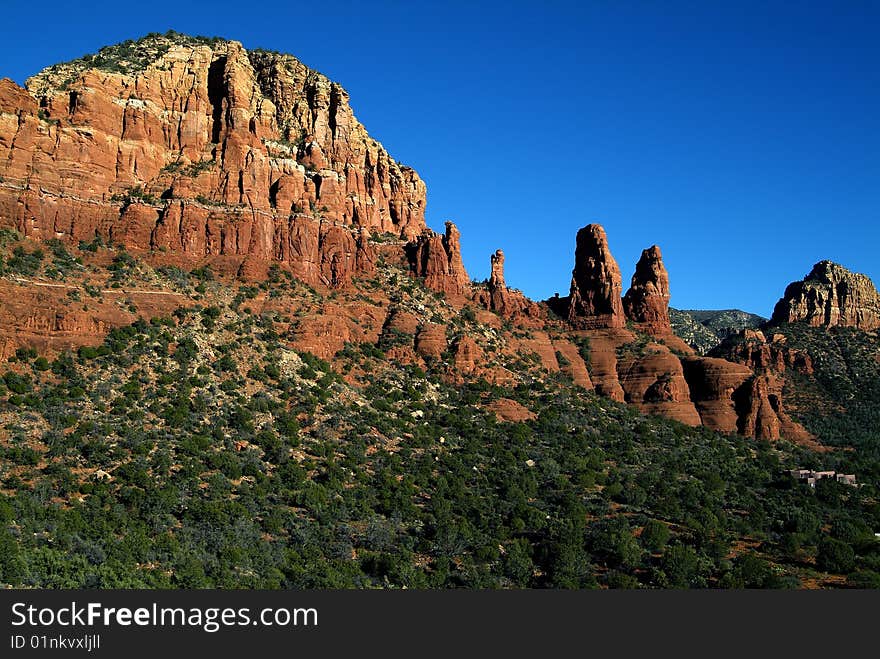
[771,323,880,488]
[0,241,878,589]
[670,308,766,354]
[26,31,227,93]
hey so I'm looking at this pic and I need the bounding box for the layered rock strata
[772,261,880,330]
[0,36,426,285]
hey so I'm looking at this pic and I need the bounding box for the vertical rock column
[566,224,625,328]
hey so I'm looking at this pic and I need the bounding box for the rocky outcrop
[414,323,447,360]
[509,330,561,373]
[621,244,693,354]
[618,348,701,426]
[287,298,387,361]
[487,249,515,313]
[485,398,536,423]
[550,224,625,329]
[0,35,426,284]
[678,356,809,441]
[489,249,506,290]
[452,335,483,375]
[771,261,880,330]
[474,248,544,323]
[711,329,813,376]
[680,357,755,435]
[551,339,593,389]
[734,373,811,443]
[543,223,811,441]
[577,329,629,401]
[407,221,470,297]
[623,245,671,333]
[382,308,419,338]
[0,279,189,358]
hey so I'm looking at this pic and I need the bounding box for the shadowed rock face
[623,245,671,333]
[0,36,426,283]
[772,260,880,330]
[711,329,813,376]
[618,349,702,426]
[564,224,625,328]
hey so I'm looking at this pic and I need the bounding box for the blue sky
[2,1,877,315]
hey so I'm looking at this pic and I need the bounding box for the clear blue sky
[2,1,877,316]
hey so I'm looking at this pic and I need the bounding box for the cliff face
[711,329,813,376]
[0,35,426,285]
[772,261,880,330]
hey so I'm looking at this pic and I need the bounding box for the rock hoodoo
[489,249,506,294]
[771,260,880,330]
[544,222,811,443]
[558,224,626,329]
[487,249,517,311]
[623,245,671,333]
[471,248,543,322]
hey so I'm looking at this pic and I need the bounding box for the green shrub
[817,537,855,574]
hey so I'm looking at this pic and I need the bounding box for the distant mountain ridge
[670,308,766,354]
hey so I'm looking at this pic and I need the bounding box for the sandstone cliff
[0,34,820,446]
[771,260,880,330]
[711,329,813,376]
[0,34,426,285]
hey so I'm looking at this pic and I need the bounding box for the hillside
[715,261,880,461]
[708,262,880,583]
[770,324,880,460]
[1,240,878,589]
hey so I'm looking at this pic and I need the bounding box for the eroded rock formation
[0,35,427,284]
[407,221,470,297]
[0,36,821,445]
[618,348,702,426]
[623,245,671,333]
[473,248,542,322]
[488,249,509,310]
[772,260,880,330]
[550,224,625,329]
[543,223,811,442]
[712,329,813,376]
